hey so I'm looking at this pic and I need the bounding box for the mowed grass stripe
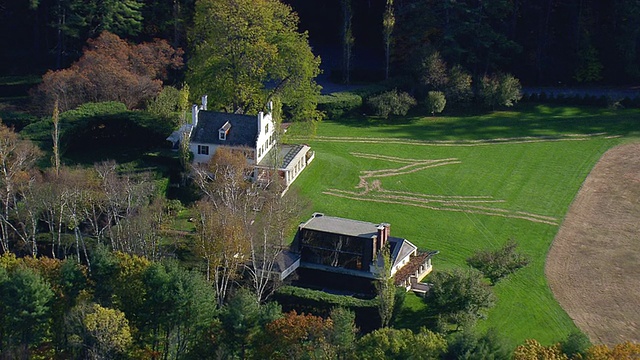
[289,104,640,348]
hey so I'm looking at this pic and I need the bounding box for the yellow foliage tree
[584,342,640,360]
[513,339,568,360]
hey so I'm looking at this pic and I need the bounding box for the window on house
[219,130,226,140]
[265,123,269,134]
[197,145,209,155]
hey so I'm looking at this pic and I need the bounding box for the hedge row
[317,85,388,120]
[273,285,381,333]
[317,92,363,119]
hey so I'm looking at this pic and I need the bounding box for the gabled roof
[191,111,258,147]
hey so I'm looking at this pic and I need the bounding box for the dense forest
[3,0,640,86]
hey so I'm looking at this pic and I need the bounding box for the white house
[168,95,314,187]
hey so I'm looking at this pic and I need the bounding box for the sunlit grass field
[288,104,640,348]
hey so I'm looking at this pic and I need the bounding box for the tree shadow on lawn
[393,297,440,333]
[333,105,640,140]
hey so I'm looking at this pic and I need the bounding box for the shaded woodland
[3,0,640,86]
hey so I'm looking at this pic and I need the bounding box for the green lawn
[288,104,640,348]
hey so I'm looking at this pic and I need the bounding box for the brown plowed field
[546,143,640,345]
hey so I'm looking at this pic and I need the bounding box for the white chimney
[258,112,264,134]
[192,104,199,127]
[201,95,208,110]
[267,101,273,114]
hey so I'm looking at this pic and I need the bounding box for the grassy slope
[287,104,640,348]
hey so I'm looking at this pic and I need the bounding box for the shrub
[147,86,182,127]
[477,73,522,109]
[426,91,446,115]
[445,65,473,105]
[366,89,416,118]
[560,331,591,358]
[316,92,363,119]
[466,239,530,284]
[426,269,495,331]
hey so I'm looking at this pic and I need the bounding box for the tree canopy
[32,31,184,113]
[188,0,321,120]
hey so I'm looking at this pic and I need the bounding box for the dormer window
[219,121,231,141]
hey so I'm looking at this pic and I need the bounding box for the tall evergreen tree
[0,267,54,359]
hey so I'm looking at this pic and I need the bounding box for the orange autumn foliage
[256,310,334,359]
[33,31,183,113]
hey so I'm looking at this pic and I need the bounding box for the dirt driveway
[546,143,640,345]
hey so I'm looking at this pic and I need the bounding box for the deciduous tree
[193,200,250,306]
[255,310,334,360]
[33,31,183,113]
[247,185,305,302]
[584,341,640,359]
[466,239,530,284]
[421,51,448,91]
[477,73,522,109]
[445,65,473,105]
[341,0,355,84]
[188,0,321,120]
[426,269,495,331]
[353,327,447,360]
[383,0,395,80]
[375,245,395,328]
[513,339,568,360]
[0,124,41,254]
[82,303,133,360]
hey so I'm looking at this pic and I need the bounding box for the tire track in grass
[323,152,559,226]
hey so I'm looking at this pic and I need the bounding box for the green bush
[466,239,530,284]
[426,91,446,115]
[317,92,363,119]
[560,331,591,358]
[477,73,522,109]
[274,286,376,309]
[366,89,416,118]
[146,86,181,128]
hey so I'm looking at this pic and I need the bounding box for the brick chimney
[377,223,390,250]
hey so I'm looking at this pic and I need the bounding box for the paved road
[523,86,640,100]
